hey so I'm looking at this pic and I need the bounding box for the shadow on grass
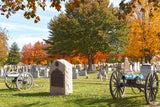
[0,88,18,92]
[13,101,53,107]
[13,92,51,97]
[66,95,148,107]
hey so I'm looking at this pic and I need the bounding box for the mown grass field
[0,71,159,107]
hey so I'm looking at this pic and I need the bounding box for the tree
[21,42,48,65]
[119,0,160,19]
[7,42,20,65]
[21,43,33,64]
[32,41,48,64]
[0,28,8,65]
[45,0,129,71]
[1,0,160,22]
[0,0,85,23]
[123,0,160,63]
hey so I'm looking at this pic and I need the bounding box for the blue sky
[0,0,122,51]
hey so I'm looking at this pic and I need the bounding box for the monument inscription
[51,69,64,87]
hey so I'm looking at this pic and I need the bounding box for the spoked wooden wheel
[5,72,18,89]
[110,71,125,100]
[16,72,33,91]
[145,72,159,104]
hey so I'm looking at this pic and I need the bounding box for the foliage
[106,53,123,63]
[0,0,85,23]
[1,0,160,23]
[7,42,20,65]
[119,0,160,19]
[123,0,160,63]
[21,41,48,65]
[0,28,8,65]
[45,0,129,71]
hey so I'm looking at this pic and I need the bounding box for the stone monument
[124,57,131,75]
[50,59,73,95]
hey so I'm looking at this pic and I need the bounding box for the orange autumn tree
[32,41,47,64]
[21,43,33,64]
[93,51,110,64]
[21,41,48,65]
[123,0,160,63]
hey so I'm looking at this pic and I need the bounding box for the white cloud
[8,36,48,50]
[0,22,48,32]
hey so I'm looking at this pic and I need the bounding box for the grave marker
[50,59,73,95]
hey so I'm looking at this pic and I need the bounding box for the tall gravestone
[44,68,49,78]
[141,63,151,80]
[124,57,131,75]
[50,59,73,95]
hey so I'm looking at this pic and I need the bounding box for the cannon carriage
[109,64,159,104]
[5,71,33,91]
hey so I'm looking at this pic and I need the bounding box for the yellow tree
[124,0,160,63]
[0,28,8,65]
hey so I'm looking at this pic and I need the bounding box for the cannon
[5,72,33,91]
[109,65,159,104]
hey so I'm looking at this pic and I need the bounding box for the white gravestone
[0,68,4,78]
[44,68,49,78]
[134,62,138,72]
[50,59,73,95]
[72,68,79,79]
[137,62,140,71]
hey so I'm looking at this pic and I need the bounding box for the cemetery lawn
[0,72,159,107]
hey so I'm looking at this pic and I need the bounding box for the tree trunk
[141,57,143,64]
[144,55,152,63]
[145,56,147,63]
[62,53,65,59]
[87,53,93,72]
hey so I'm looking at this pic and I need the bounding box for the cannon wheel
[110,71,125,100]
[16,72,33,91]
[5,72,17,89]
[145,72,159,104]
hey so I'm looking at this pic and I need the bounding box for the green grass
[0,72,159,107]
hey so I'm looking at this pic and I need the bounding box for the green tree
[45,0,129,71]
[7,42,20,65]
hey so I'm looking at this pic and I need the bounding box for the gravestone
[92,64,97,71]
[50,59,73,95]
[141,63,151,80]
[30,65,40,78]
[130,64,134,72]
[156,65,160,72]
[44,68,49,78]
[107,68,112,72]
[0,68,4,78]
[97,70,107,80]
[72,68,79,79]
[124,57,131,75]
[134,62,138,72]
[137,62,140,71]
[76,64,81,71]
[84,64,88,71]
[79,70,88,76]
